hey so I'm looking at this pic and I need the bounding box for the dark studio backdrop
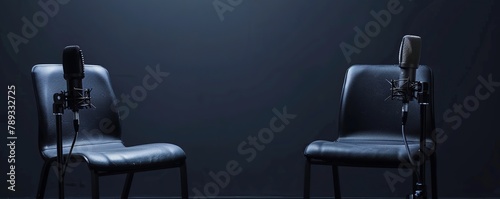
[1,0,500,198]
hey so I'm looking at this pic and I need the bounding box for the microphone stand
[414,81,430,199]
[52,92,66,199]
[52,89,93,199]
[390,80,430,199]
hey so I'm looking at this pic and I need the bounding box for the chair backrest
[338,65,435,142]
[32,64,123,158]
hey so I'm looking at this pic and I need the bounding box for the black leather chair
[32,64,188,199]
[303,65,437,198]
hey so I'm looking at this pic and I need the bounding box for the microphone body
[62,45,85,112]
[398,35,421,103]
[56,45,88,199]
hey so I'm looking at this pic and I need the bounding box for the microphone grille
[399,35,421,68]
[62,45,85,78]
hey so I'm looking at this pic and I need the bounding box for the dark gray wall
[1,0,499,198]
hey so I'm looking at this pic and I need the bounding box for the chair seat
[42,143,186,171]
[304,139,435,167]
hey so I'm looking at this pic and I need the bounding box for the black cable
[401,124,416,167]
[401,123,422,184]
[62,119,79,178]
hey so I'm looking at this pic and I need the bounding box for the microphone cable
[401,110,420,179]
[62,117,80,178]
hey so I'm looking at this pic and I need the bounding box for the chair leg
[332,165,341,199]
[121,173,134,199]
[36,160,52,199]
[303,159,311,199]
[180,161,189,199]
[412,168,418,194]
[431,153,438,199]
[91,170,100,199]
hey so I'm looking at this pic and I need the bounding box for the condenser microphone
[397,35,421,124]
[63,45,85,112]
[62,45,85,127]
[398,35,421,103]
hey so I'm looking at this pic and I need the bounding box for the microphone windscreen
[63,45,85,79]
[399,35,421,69]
